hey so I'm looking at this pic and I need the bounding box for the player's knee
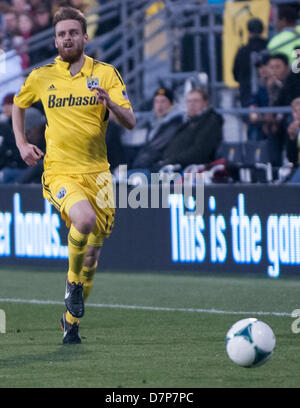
[73,211,96,234]
[70,201,96,234]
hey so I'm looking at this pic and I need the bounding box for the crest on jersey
[87,76,99,90]
[56,187,66,200]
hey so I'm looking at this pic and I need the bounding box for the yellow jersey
[14,55,132,175]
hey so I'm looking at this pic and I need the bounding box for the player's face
[55,19,88,63]
[186,92,207,117]
[153,95,172,118]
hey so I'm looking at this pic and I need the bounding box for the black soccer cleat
[60,313,81,345]
[64,279,85,318]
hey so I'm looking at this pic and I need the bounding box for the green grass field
[0,267,299,388]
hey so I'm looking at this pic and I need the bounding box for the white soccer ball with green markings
[226,318,276,368]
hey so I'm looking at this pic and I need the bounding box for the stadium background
[1,0,300,390]
[1,0,299,278]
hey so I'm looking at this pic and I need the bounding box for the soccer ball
[225,318,276,368]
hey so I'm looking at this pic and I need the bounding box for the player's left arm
[91,86,136,130]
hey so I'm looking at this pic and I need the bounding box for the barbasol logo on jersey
[48,94,99,108]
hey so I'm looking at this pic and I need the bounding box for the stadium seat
[217,141,273,183]
[243,140,270,165]
[216,142,244,165]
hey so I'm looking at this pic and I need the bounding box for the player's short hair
[188,88,209,102]
[53,6,87,34]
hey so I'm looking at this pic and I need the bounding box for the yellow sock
[81,262,97,302]
[67,224,89,284]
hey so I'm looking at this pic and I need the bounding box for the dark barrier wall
[1,184,300,277]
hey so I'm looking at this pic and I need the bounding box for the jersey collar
[55,55,94,77]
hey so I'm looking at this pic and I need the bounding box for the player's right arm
[12,69,44,166]
[12,104,44,166]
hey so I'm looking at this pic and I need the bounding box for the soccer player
[12,7,136,344]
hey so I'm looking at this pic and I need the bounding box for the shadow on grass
[0,344,90,369]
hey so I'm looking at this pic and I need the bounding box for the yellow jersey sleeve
[107,67,132,110]
[14,69,40,108]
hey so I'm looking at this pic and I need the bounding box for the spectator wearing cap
[129,87,184,170]
[233,18,268,107]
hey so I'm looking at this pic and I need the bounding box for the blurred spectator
[69,0,99,40]
[106,113,126,172]
[250,54,290,121]
[18,11,35,40]
[12,0,30,12]
[51,0,69,17]
[286,97,300,182]
[0,121,27,183]
[13,12,35,69]
[233,18,268,107]
[0,33,24,106]
[153,89,223,171]
[30,3,56,65]
[275,47,300,107]
[0,94,45,183]
[0,93,27,183]
[249,54,291,164]
[33,2,53,33]
[0,93,15,124]
[267,5,300,64]
[14,106,46,183]
[25,107,46,150]
[94,0,120,62]
[247,55,270,140]
[2,11,19,50]
[263,54,290,166]
[130,88,184,171]
[266,53,290,105]
[0,1,11,13]
[30,0,51,15]
[257,55,271,83]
